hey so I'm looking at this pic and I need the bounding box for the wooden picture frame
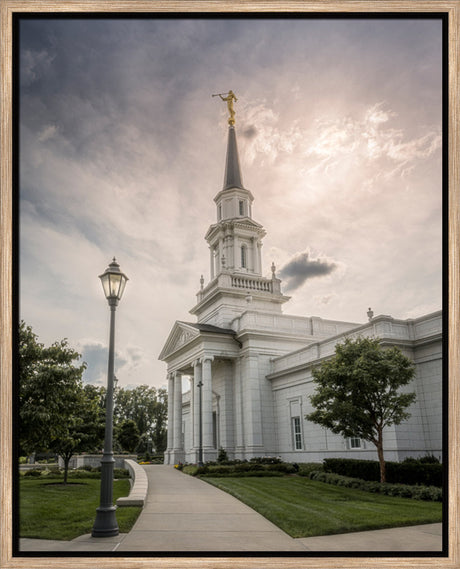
[1,1,458,568]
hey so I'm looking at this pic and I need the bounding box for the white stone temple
[159,105,443,466]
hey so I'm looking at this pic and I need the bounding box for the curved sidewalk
[117,464,307,552]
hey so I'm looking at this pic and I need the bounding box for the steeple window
[218,204,222,221]
[239,200,244,216]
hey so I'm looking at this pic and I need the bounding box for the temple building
[159,96,443,466]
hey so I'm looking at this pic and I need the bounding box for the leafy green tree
[114,385,168,453]
[116,419,140,453]
[50,384,106,483]
[18,321,87,457]
[306,337,416,483]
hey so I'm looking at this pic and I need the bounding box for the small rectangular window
[291,417,302,450]
[239,200,244,215]
[218,204,222,220]
[349,437,362,449]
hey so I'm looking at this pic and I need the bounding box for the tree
[306,337,416,483]
[49,384,105,483]
[19,322,106,483]
[18,321,87,457]
[116,419,140,453]
[114,385,168,453]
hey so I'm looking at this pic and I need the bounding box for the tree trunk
[376,431,386,483]
[63,456,70,485]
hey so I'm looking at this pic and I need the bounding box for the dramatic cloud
[18,18,443,388]
[279,251,338,292]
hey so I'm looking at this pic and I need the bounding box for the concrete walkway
[20,464,443,553]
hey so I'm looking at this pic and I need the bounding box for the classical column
[234,358,244,457]
[172,371,184,463]
[189,375,194,460]
[209,247,215,280]
[233,236,239,268]
[255,240,262,274]
[165,373,174,464]
[193,360,202,452]
[242,355,264,456]
[202,356,215,460]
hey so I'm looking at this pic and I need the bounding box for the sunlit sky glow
[19,16,443,389]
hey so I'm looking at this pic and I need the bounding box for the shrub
[309,471,442,501]
[182,465,199,476]
[217,448,229,463]
[68,469,100,479]
[297,463,323,477]
[24,469,42,477]
[323,457,443,487]
[250,456,282,465]
[114,468,130,478]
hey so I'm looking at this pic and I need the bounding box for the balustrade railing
[231,275,273,292]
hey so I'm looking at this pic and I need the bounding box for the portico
[159,322,241,465]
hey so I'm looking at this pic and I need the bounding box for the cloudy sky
[18,16,443,390]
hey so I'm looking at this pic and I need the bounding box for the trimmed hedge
[309,471,442,501]
[323,457,442,487]
[182,460,297,477]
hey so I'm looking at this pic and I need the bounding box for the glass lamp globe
[99,258,128,302]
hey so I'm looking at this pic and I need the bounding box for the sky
[18,16,444,390]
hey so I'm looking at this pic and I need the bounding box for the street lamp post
[197,380,203,467]
[92,258,128,538]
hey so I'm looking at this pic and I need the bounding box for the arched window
[241,245,247,268]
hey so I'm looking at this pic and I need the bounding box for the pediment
[158,321,201,361]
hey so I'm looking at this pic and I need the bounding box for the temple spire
[213,90,245,190]
[223,126,244,190]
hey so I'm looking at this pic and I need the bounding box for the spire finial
[200,275,204,290]
[213,90,238,126]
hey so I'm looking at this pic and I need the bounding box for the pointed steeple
[223,126,244,191]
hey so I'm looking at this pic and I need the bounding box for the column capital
[193,359,202,368]
[173,370,183,379]
[201,355,214,365]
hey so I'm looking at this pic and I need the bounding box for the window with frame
[349,437,362,449]
[218,204,222,220]
[291,416,303,450]
[239,200,244,215]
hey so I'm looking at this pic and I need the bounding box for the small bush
[217,448,229,464]
[68,469,100,479]
[24,469,42,477]
[297,463,323,477]
[114,468,130,478]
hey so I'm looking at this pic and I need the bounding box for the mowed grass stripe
[204,477,442,538]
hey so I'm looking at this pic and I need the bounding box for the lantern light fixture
[99,257,129,304]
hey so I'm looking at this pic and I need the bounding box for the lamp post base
[91,506,119,538]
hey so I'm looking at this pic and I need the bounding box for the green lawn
[20,478,141,540]
[205,476,442,538]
